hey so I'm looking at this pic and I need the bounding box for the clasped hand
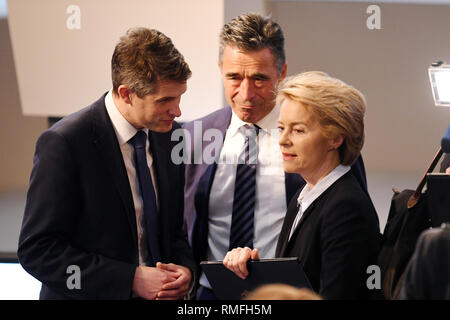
[132,262,191,300]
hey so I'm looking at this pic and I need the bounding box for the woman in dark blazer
[223,71,381,299]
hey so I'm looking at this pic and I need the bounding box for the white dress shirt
[288,164,351,241]
[104,89,159,266]
[200,104,287,288]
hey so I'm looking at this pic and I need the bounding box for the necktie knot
[129,130,147,150]
[238,124,259,165]
[241,124,260,138]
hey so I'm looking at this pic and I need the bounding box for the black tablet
[200,257,312,300]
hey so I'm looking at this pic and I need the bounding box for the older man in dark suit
[18,28,196,300]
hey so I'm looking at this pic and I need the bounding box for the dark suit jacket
[18,94,196,299]
[276,171,380,300]
[183,106,368,266]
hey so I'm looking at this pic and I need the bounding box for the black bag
[378,148,444,300]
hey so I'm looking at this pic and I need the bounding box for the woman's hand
[223,247,259,279]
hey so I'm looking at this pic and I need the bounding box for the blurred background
[1,0,449,299]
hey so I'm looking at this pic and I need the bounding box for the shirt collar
[228,103,280,138]
[105,89,149,145]
[228,110,248,138]
[297,164,351,212]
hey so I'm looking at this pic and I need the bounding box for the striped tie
[229,124,259,250]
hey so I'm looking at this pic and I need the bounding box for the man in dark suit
[18,27,196,300]
[183,13,367,299]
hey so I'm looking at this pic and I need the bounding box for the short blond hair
[245,284,323,300]
[277,71,366,166]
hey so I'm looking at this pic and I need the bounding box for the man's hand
[132,266,178,300]
[155,263,192,300]
[223,247,259,279]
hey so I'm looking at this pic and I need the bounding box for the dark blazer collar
[277,184,323,257]
[90,93,138,246]
[194,106,232,217]
[213,106,232,140]
[278,171,355,257]
[276,185,305,257]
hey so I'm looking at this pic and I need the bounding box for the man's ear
[329,134,344,151]
[117,85,132,105]
[218,60,224,77]
[279,63,287,82]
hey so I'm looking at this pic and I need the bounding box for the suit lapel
[192,108,231,261]
[276,197,300,257]
[283,181,345,256]
[211,107,233,134]
[288,201,316,244]
[276,173,305,257]
[195,107,232,218]
[91,98,138,248]
[279,200,318,257]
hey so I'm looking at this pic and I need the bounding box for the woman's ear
[329,134,344,151]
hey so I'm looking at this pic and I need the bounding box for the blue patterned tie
[129,130,160,266]
[229,124,259,250]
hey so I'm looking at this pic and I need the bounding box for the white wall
[7,0,225,121]
[267,1,450,229]
[0,16,47,194]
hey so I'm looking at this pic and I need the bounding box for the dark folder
[427,173,450,227]
[200,257,312,300]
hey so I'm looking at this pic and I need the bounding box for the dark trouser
[197,286,217,300]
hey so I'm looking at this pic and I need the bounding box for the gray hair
[219,13,286,75]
